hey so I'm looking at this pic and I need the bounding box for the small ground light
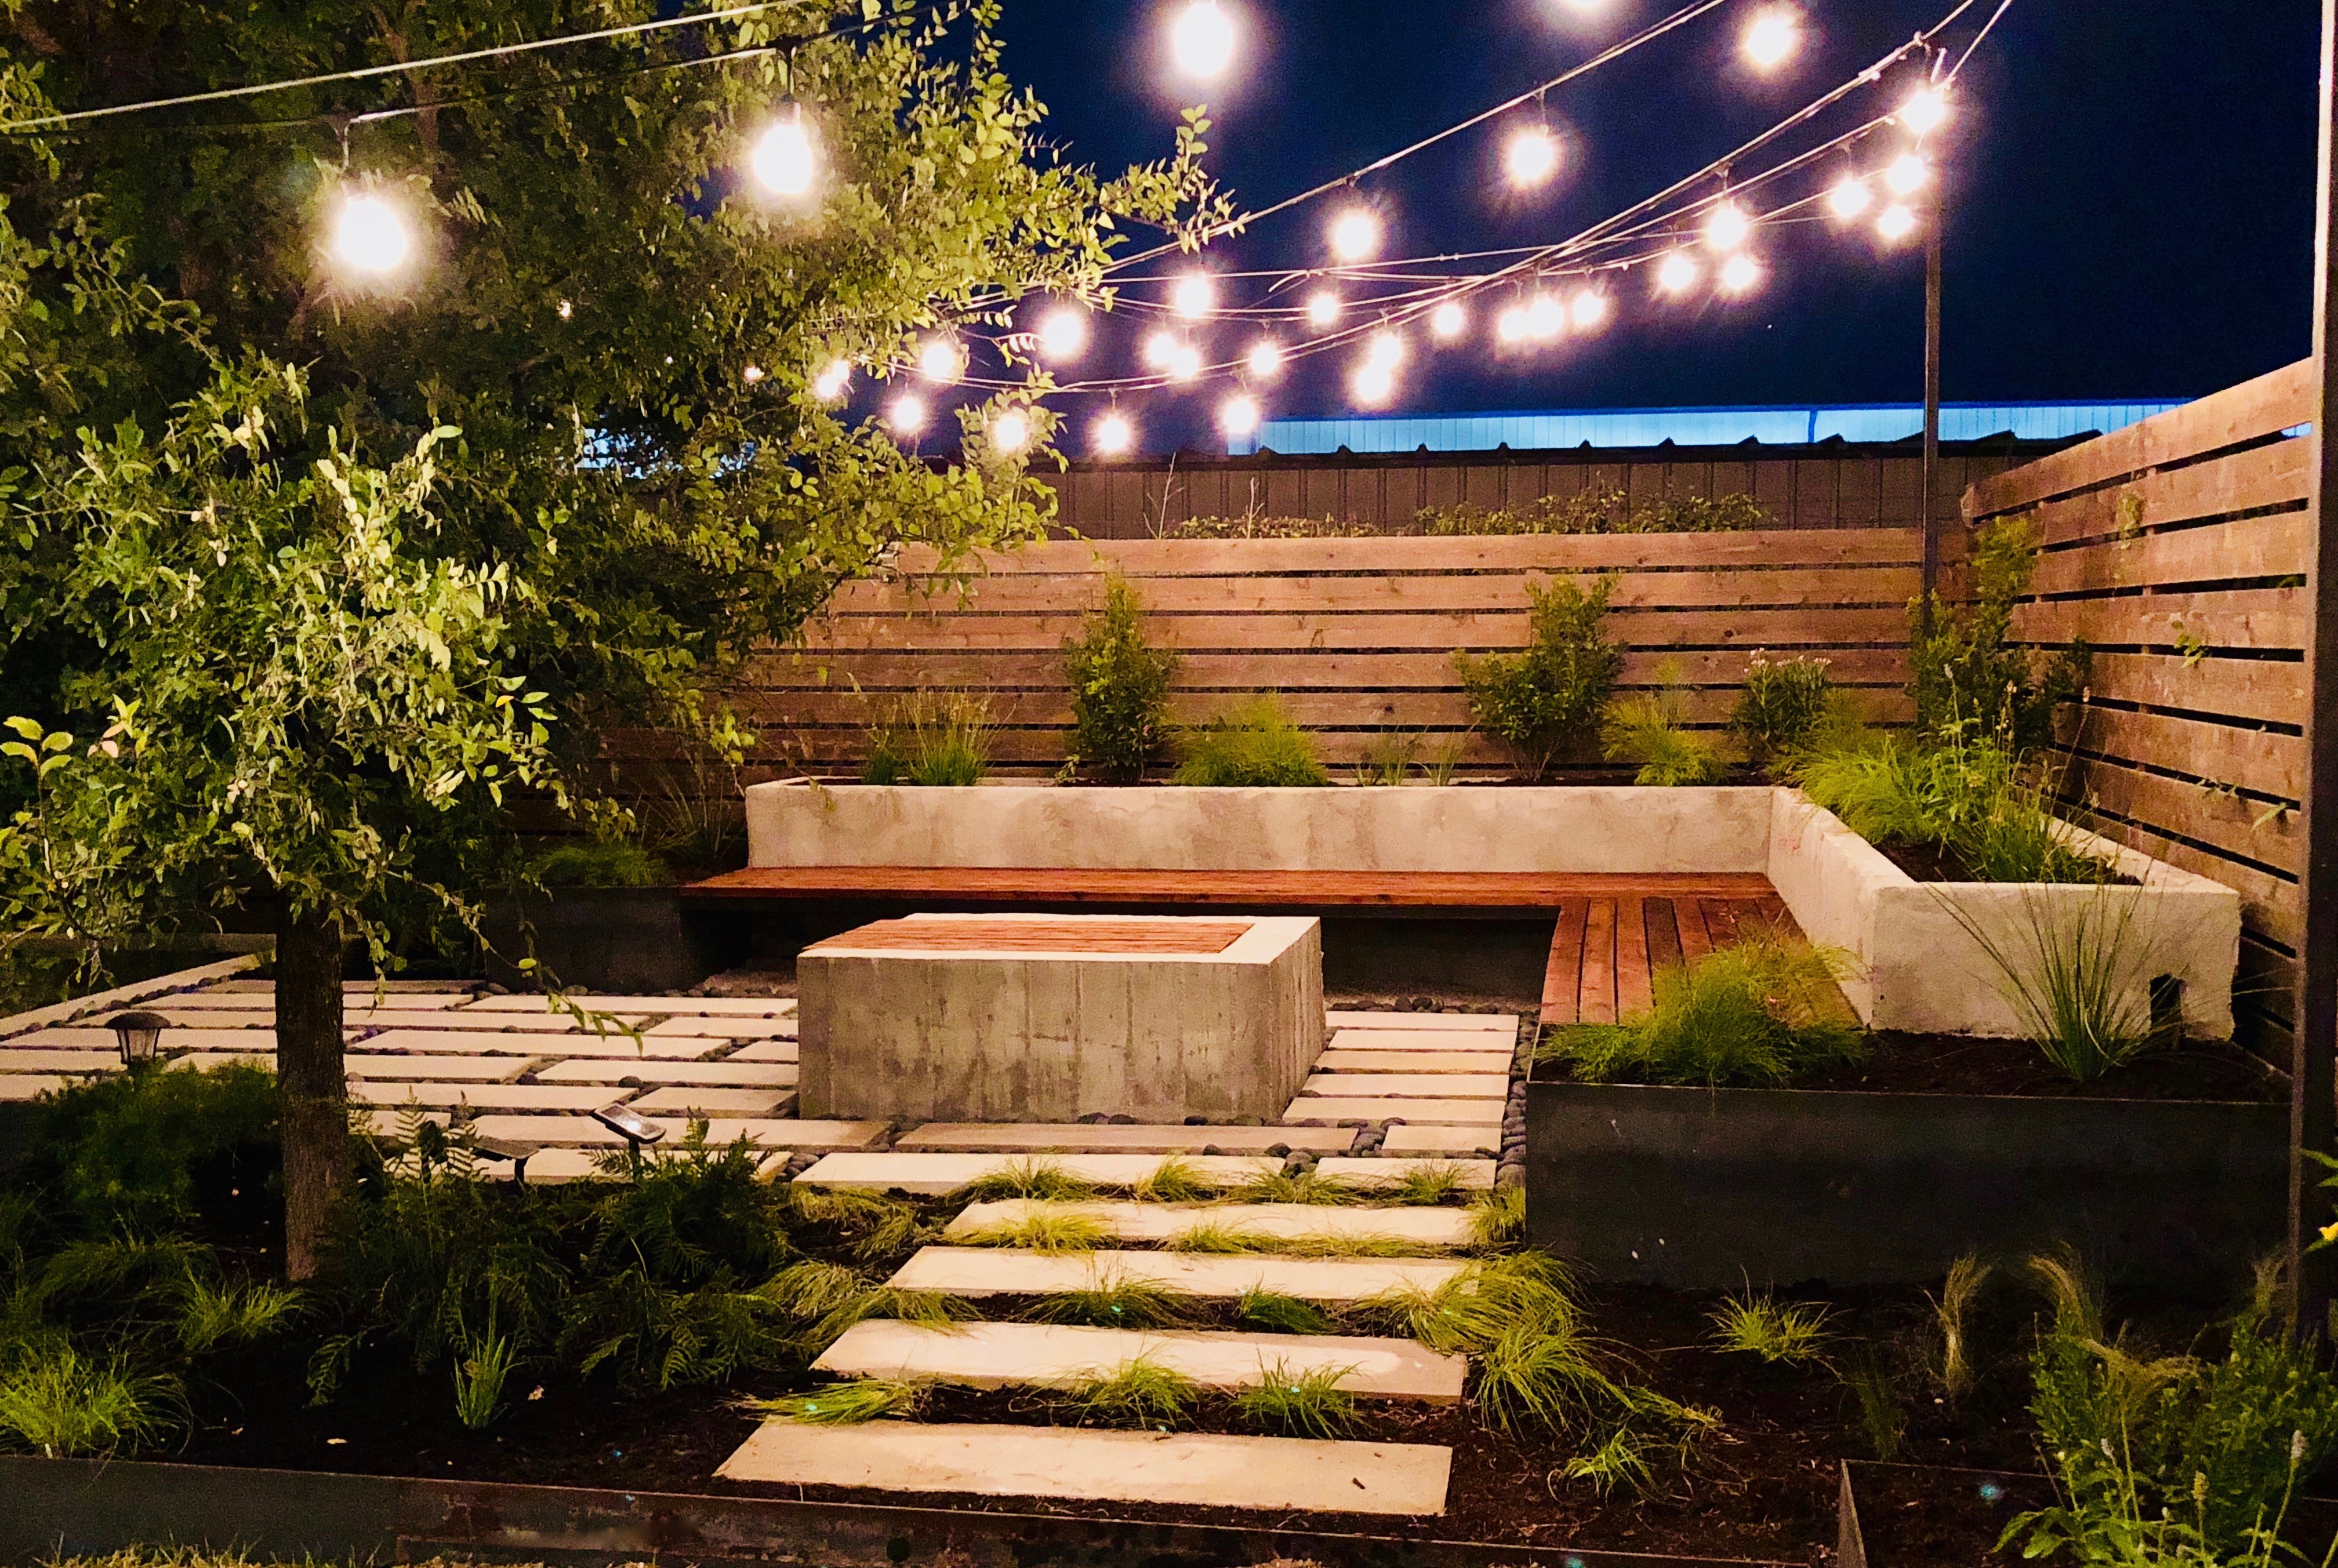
[1828,175,1874,220]
[1305,290,1342,328]
[990,409,1032,453]
[1718,253,1763,295]
[918,337,965,384]
[813,359,852,401]
[1327,207,1382,262]
[1898,87,1949,135]
[1219,393,1262,438]
[890,394,928,436]
[1094,411,1135,455]
[106,1010,169,1069]
[591,1102,666,1177]
[1171,273,1218,319]
[1702,201,1752,252]
[1740,6,1800,71]
[752,111,818,197]
[1430,300,1468,340]
[333,194,409,274]
[1877,204,1918,242]
[1037,306,1089,362]
[1246,339,1286,378]
[1170,1,1236,80]
[1504,126,1560,188]
[1571,291,1611,331]
[1655,251,1701,295]
[1886,154,1930,196]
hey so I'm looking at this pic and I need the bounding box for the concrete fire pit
[797,913,1323,1123]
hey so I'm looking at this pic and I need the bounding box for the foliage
[1131,1157,1216,1204]
[757,1378,929,1425]
[1163,514,1375,540]
[786,1186,925,1264]
[1072,1355,1204,1428]
[528,841,668,890]
[0,1341,176,1458]
[1541,937,1865,1088]
[1731,654,1835,771]
[1061,578,1179,783]
[1023,1271,1192,1329]
[1236,1168,1362,1207]
[1352,731,1462,787]
[1708,1291,1832,1364]
[1166,1219,1272,1254]
[963,1208,1110,1254]
[1469,1185,1527,1248]
[1418,488,1769,536]
[30,1062,280,1235]
[1388,1162,1474,1206]
[1236,1361,1357,1438]
[1843,1346,1908,1461]
[451,1322,515,1429]
[1600,685,1729,787]
[1951,883,2167,1081]
[863,692,995,787]
[1932,1255,1991,1404]
[1174,694,1328,787]
[1910,515,2090,750]
[958,1158,1098,1204]
[1236,1288,1338,1337]
[1454,575,1622,781]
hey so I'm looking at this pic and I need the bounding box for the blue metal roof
[1228,400,2187,457]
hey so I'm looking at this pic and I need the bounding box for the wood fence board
[2072,757,2300,877]
[2026,439,2309,549]
[2079,652,2307,728]
[2012,587,2308,654]
[2025,513,2310,598]
[2066,707,2303,800]
[1966,361,2312,517]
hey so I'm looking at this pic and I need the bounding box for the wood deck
[1538,892,1806,1026]
[685,867,1780,912]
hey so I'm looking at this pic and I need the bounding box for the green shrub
[1731,653,1834,770]
[1708,1291,1831,1364]
[1911,514,2089,750]
[865,692,994,786]
[529,841,668,888]
[1062,578,1179,783]
[1600,685,1728,786]
[1455,575,1622,781]
[1541,936,1865,1088]
[1174,694,1327,787]
[1166,514,1374,540]
[1419,488,1767,536]
[33,1062,280,1235]
[0,1341,176,1457]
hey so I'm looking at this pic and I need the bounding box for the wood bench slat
[686,868,1780,910]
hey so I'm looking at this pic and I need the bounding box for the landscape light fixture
[1170,1,1237,81]
[468,1135,539,1187]
[591,1102,666,1176]
[332,194,410,274]
[106,1010,169,1069]
[750,108,818,198]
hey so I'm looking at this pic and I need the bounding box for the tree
[0,1,1224,1276]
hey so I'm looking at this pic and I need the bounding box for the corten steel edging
[0,1457,1809,1568]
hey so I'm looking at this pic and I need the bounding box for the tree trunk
[277,905,348,1282]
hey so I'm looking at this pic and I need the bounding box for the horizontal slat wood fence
[676,528,1951,783]
[1967,358,2314,1055]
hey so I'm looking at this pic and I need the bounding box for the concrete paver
[896,1123,1356,1156]
[1379,1125,1503,1157]
[945,1199,1475,1249]
[647,1017,796,1039]
[1281,1097,1504,1127]
[535,1058,797,1087]
[1326,1011,1513,1033]
[727,1038,800,1062]
[360,1028,707,1058]
[466,994,795,1016]
[886,1246,1467,1302]
[786,1152,1280,1196]
[464,1113,881,1150]
[1314,1157,1497,1190]
[1313,1050,1513,1074]
[343,1053,540,1082]
[1298,1073,1509,1100]
[348,1081,630,1113]
[629,1086,794,1117]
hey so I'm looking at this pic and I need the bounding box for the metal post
[1919,195,1944,609]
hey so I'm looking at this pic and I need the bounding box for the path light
[989,409,1032,454]
[1170,1,1236,80]
[468,1135,538,1188]
[1877,204,1918,243]
[1328,206,1382,262]
[1828,175,1873,220]
[1430,300,1468,341]
[1702,201,1751,253]
[1718,252,1763,296]
[591,1102,666,1178]
[333,194,410,274]
[1093,411,1135,455]
[890,394,929,437]
[751,110,818,197]
[1219,393,1262,438]
[1655,251,1701,296]
[106,1010,168,1069]
[1504,126,1560,188]
[1036,306,1089,362]
[1170,273,1218,320]
[1740,6,1800,72]
[918,336,965,384]
[1898,86,1949,135]
[1246,339,1287,378]
[812,359,852,401]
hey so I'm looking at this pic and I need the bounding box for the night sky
[987,1,2321,452]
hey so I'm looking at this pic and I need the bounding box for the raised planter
[484,887,744,993]
[1524,1075,2283,1294]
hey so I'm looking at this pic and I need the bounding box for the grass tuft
[1930,1255,1990,1403]
[1132,1156,1218,1204]
[1388,1162,1474,1206]
[1174,694,1329,787]
[1707,1290,1832,1364]
[1071,1355,1204,1428]
[756,1378,928,1425]
[958,1158,1099,1204]
[1166,1220,1273,1254]
[1469,1185,1526,1248]
[789,1186,926,1261]
[1539,935,1864,1088]
[0,1341,176,1458]
[1236,1287,1338,1337]
[1236,1361,1357,1439]
[1025,1271,1193,1330]
[1237,1168,1363,1207]
[764,1262,976,1355]
[961,1208,1112,1255]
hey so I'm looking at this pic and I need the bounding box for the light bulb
[1142,328,1179,369]
[1305,290,1342,328]
[1655,251,1701,296]
[1504,126,1560,188]
[742,364,765,384]
[557,299,573,321]
[1703,201,1752,252]
[890,394,928,436]
[1171,1,1237,80]
[1828,175,1873,220]
[812,360,852,401]
[1328,206,1382,262]
[333,195,409,274]
[1886,154,1930,197]
[1366,329,1406,368]
[1037,306,1089,362]
[1898,87,1949,135]
[990,409,1032,454]
[752,112,818,198]
[1170,273,1217,320]
[1094,412,1135,456]
[1878,204,1918,243]
[1430,300,1468,341]
[1352,360,1396,407]
[1741,6,1800,71]
[1525,293,1567,340]
[1219,393,1262,438]
[1246,339,1287,378]
[1718,253,1762,296]
[1165,341,1203,383]
[1571,291,1610,331]
[1496,305,1530,344]
[918,337,965,384]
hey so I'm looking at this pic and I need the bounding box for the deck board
[1540,901,1588,1026]
[685,867,1780,909]
[1615,896,1654,1017]
[1535,880,1846,1029]
[1578,900,1617,1026]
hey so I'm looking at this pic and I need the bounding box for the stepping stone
[361,1029,710,1059]
[349,1080,628,1113]
[718,1420,1451,1516]
[1379,1126,1502,1157]
[895,1124,1356,1156]
[787,1152,1280,1196]
[817,1319,1466,1402]
[348,1012,603,1033]
[629,1086,794,1117]
[333,993,475,1011]
[1326,1011,1513,1033]
[25,1026,275,1051]
[166,1050,277,1070]
[466,994,795,1016]
[1299,1074,1508,1101]
[1314,1050,1512,1075]
[536,1059,797,1087]
[135,993,277,1011]
[464,1114,882,1151]
[517,1148,608,1184]
[344,1053,539,1082]
[1328,1029,1519,1053]
[0,1074,67,1100]
[1315,1157,1497,1190]
[0,1048,126,1074]
[538,1033,729,1060]
[357,1107,453,1136]
[945,1200,1476,1250]
[647,1017,796,1039]
[886,1246,1467,1303]
[1283,1098,1504,1127]
[727,1038,800,1063]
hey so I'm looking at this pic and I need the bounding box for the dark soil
[1874,837,2139,888]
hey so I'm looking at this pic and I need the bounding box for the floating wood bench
[684,866,1780,912]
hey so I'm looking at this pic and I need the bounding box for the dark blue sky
[986,1,2319,449]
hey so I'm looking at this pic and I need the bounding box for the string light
[1219,393,1262,438]
[1142,329,1178,369]
[1702,201,1752,252]
[1885,153,1929,195]
[1495,304,1530,344]
[750,109,818,197]
[1305,289,1342,328]
[1093,411,1135,455]
[1525,292,1567,341]
[1570,291,1611,331]
[1246,339,1287,378]
[1655,251,1701,295]
[1165,340,1203,382]
[889,394,928,437]
[990,409,1032,453]
[1170,273,1218,319]
[1898,86,1949,135]
[1430,300,1468,340]
[917,336,965,384]
[741,364,765,384]
[812,359,852,401]
[1827,175,1873,219]
[1170,1,1237,81]
[1718,253,1763,295]
[1352,359,1397,406]
[1504,126,1561,188]
[1037,306,1090,362]
[1328,207,1383,262]
[332,194,410,274]
[1877,204,1918,242]
[1740,6,1800,72]
[1366,329,1406,368]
